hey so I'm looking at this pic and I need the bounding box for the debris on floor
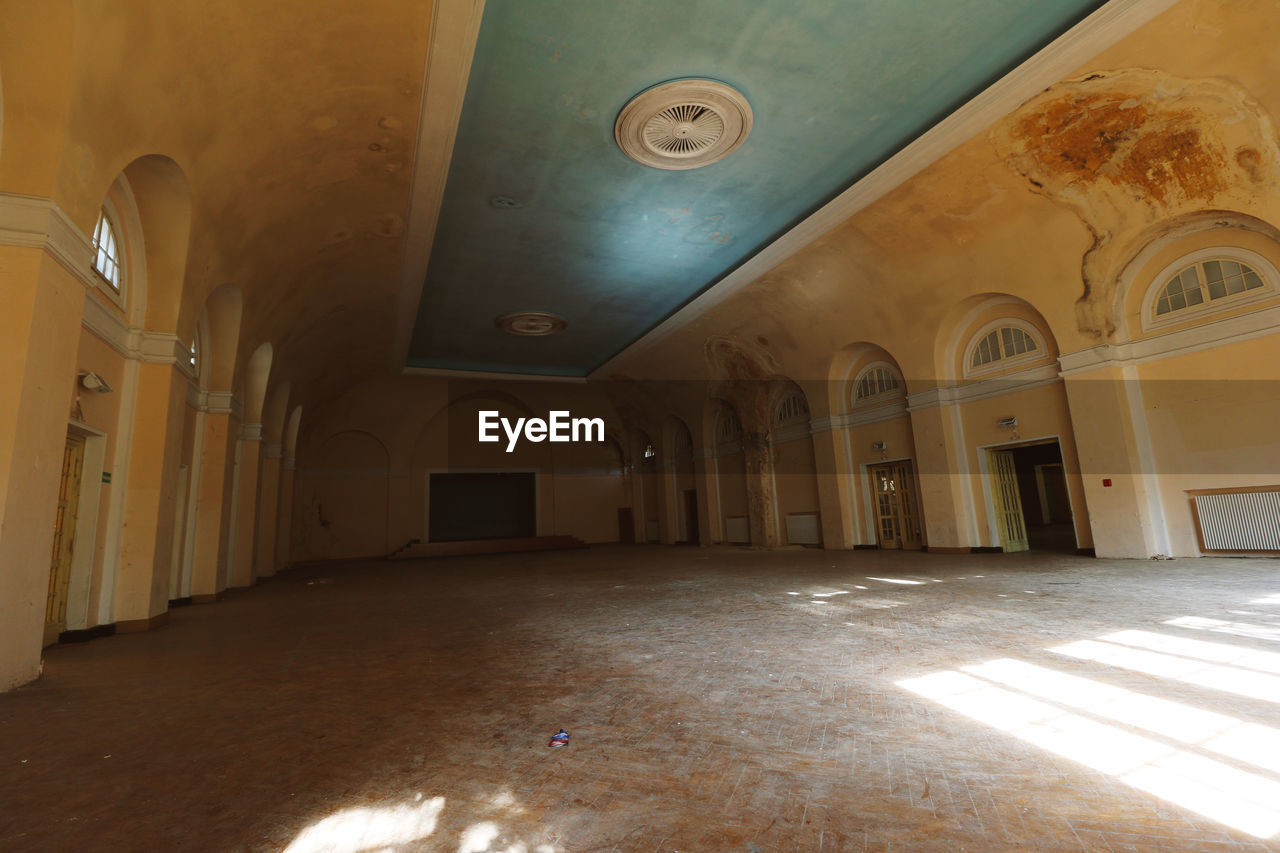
[548,729,569,748]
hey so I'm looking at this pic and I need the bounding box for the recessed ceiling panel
[407,0,1106,376]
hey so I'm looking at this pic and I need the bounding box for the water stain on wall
[991,69,1280,339]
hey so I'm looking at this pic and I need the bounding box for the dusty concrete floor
[3,546,1280,852]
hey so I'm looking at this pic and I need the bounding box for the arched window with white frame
[1142,248,1278,331]
[851,363,903,406]
[91,208,123,292]
[963,320,1047,377]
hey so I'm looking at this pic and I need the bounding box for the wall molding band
[0,192,95,288]
[240,423,263,441]
[204,391,244,419]
[906,363,1062,412]
[810,399,911,435]
[1059,304,1280,375]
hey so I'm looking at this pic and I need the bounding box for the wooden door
[45,434,86,646]
[989,449,1029,552]
[871,461,922,550]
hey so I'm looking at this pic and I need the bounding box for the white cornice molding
[589,0,1181,379]
[0,192,95,289]
[908,363,1062,411]
[769,421,812,445]
[81,295,133,358]
[264,443,284,459]
[811,399,910,434]
[400,364,589,384]
[392,0,489,372]
[204,391,245,420]
[1060,304,1280,375]
[240,422,263,442]
[81,301,200,385]
[714,439,744,458]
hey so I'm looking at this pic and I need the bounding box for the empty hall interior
[3,0,1280,849]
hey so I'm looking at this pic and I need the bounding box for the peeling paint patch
[1008,89,1227,207]
[991,69,1280,339]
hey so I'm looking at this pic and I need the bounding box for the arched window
[1139,248,1279,332]
[1154,258,1265,317]
[91,208,122,291]
[966,323,1042,375]
[672,425,692,456]
[776,393,809,423]
[717,408,742,441]
[852,364,902,405]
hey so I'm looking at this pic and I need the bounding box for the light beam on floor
[1163,616,1280,644]
[1104,629,1280,674]
[963,658,1280,775]
[898,671,1280,838]
[866,577,924,586]
[1051,640,1280,704]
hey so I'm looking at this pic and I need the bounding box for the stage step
[387,535,588,560]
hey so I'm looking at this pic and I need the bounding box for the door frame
[859,456,921,549]
[60,421,107,636]
[976,434,1080,551]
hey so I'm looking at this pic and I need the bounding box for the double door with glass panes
[870,460,921,550]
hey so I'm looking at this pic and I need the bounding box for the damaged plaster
[992,68,1280,339]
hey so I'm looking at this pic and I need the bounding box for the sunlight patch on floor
[866,577,924,586]
[963,658,1280,775]
[1104,629,1280,674]
[1164,616,1280,644]
[898,671,1280,838]
[1051,639,1280,703]
[284,795,445,853]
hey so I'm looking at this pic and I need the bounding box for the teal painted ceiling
[407,0,1106,376]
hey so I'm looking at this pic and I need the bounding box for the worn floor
[4,547,1280,852]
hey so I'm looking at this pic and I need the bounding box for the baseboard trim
[971,546,1004,554]
[1076,547,1097,557]
[168,596,193,608]
[58,624,117,645]
[924,546,971,554]
[115,612,170,634]
[191,592,225,604]
[853,544,879,550]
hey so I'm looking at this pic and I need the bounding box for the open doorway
[986,440,1076,553]
[681,488,699,544]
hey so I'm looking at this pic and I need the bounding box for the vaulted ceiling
[404,0,1108,377]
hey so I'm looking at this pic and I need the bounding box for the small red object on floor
[548,729,569,747]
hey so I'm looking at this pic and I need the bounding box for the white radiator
[1194,490,1280,551]
[785,513,822,546]
[725,516,749,544]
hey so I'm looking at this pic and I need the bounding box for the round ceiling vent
[496,311,567,336]
[615,79,753,171]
